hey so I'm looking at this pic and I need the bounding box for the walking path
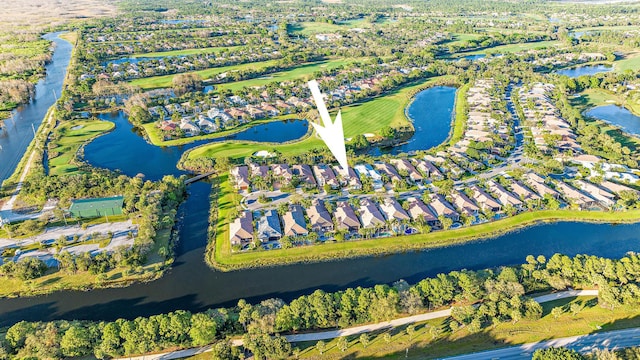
[114,290,599,360]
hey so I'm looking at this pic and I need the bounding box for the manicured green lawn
[289,20,368,35]
[217,58,360,92]
[186,76,455,162]
[48,119,114,176]
[131,45,242,58]
[128,59,280,89]
[285,296,640,359]
[446,33,482,45]
[614,52,640,73]
[460,40,560,56]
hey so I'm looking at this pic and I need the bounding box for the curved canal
[0,40,639,327]
[0,32,72,182]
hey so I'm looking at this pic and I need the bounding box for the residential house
[574,180,616,207]
[510,181,541,202]
[390,159,423,183]
[282,205,309,237]
[313,164,340,189]
[230,211,253,246]
[524,173,561,199]
[488,180,523,209]
[306,200,334,233]
[249,163,270,178]
[406,197,439,226]
[378,197,411,222]
[358,199,386,229]
[334,202,361,232]
[292,164,316,187]
[428,194,460,222]
[451,190,480,217]
[231,166,251,191]
[414,159,444,180]
[354,164,384,190]
[554,181,598,209]
[599,180,638,196]
[179,120,200,135]
[257,210,282,242]
[333,166,362,190]
[271,164,293,187]
[197,116,218,133]
[470,185,501,212]
[374,163,403,184]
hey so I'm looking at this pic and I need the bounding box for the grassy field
[187,76,454,162]
[284,296,640,359]
[209,167,640,271]
[289,20,368,35]
[449,82,470,146]
[460,40,560,56]
[574,88,640,116]
[445,33,483,45]
[131,45,242,58]
[48,119,114,176]
[216,58,360,92]
[128,59,280,89]
[614,52,640,73]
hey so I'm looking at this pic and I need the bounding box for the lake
[556,64,613,78]
[585,105,640,136]
[83,111,309,180]
[372,86,456,155]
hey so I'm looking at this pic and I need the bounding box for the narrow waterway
[0,32,72,183]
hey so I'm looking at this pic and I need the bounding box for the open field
[216,58,360,92]
[0,0,115,27]
[210,168,640,271]
[48,119,114,176]
[614,52,640,72]
[460,40,561,56]
[445,33,483,45]
[128,59,280,89]
[187,76,454,161]
[131,45,242,58]
[289,20,369,35]
[283,296,640,359]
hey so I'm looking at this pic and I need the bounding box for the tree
[439,216,453,230]
[189,313,217,346]
[315,340,326,355]
[359,333,370,348]
[551,307,563,320]
[406,325,416,340]
[383,332,392,343]
[210,340,236,360]
[380,126,395,139]
[570,302,582,317]
[532,347,585,360]
[60,325,92,357]
[172,73,203,96]
[337,337,349,352]
[128,105,151,127]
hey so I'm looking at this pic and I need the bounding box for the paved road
[444,327,640,360]
[114,290,600,360]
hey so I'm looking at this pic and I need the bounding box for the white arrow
[308,80,349,172]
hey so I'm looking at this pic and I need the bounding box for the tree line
[2,252,640,359]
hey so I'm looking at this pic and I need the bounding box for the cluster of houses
[147,66,412,138]
[229,165,640,249]
[565,154,640,184]
[520,83,582,153]
[449,79,512,156]
[231,159,451,193]
[531,52,606,69]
